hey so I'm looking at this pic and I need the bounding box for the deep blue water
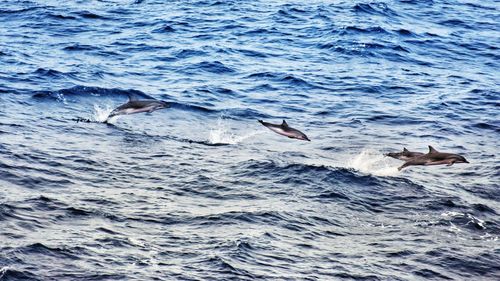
[1,0,499,280]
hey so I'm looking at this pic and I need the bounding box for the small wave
[187,61,235,74]
[0,6,41,15]
[75,11,108,20]
[245,71,279,79]
[33,68,73,78]
[169,102,215,114]
[63,44,95,51]
[472,204,497,214]
[346,149,400,177]
[152,25,176,33]
[275,9,300,20]
[395,28,417,36]
[365,114,428,125]
[32,86,155,102]
[282,75,314,88]
[246,72,321,90]
[47,13,77,20]
[0,267,40,281]
[471,122,500,133]
[353,2,398,17]
[234,48,269,58]
[0,267,8,279]
[175,49,207,59]
[234,159,392,189]
[439,19,471,29]
[239,27,281,36]
[342,26,389,34]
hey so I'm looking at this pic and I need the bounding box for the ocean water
[0,0,499,280]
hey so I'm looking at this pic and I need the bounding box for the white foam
[92,104,117,123]
[0,267,8,279]
[208,117,262,145]
[346,149,400,177]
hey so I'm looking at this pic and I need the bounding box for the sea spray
[346,149,400,177]
[92,104,117,123]
[208,116,263,145]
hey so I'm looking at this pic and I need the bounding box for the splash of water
[346,149,400,177]
[56,92,67,104]
[92,104,117,123]
[0,267,8,279]
[208,117,262,145]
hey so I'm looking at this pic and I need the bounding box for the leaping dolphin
[398,145,469,171]
[258,120,310,141]
[385,148,424,161]
[105,93,170,122]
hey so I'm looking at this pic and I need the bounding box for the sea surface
[0,0,499,280]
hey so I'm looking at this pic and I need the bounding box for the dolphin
[385,147,424,161]
[258,120,310,141]
[398,145,469,171]
[105,94,169,122]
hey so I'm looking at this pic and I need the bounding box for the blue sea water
[0,0,499,280]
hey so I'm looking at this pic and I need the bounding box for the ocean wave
[184,61,236,74]
[32,86,156,101]
[353,2,398,17]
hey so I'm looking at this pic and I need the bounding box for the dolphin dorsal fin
[127,93,139,101]
[281,120,288,127]
[403,147,409,152]
[428,145,439,154]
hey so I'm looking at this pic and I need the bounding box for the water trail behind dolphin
[346,149,400,177]
[208,116,263,145]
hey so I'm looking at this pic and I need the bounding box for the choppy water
[1,0,499,280]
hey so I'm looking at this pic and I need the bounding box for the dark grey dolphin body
[106,97,169,122]
[258,120,310,141]
[398,146,469,171]
[385,148,424,161]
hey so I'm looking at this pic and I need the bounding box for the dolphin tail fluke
[258,120,264,124]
